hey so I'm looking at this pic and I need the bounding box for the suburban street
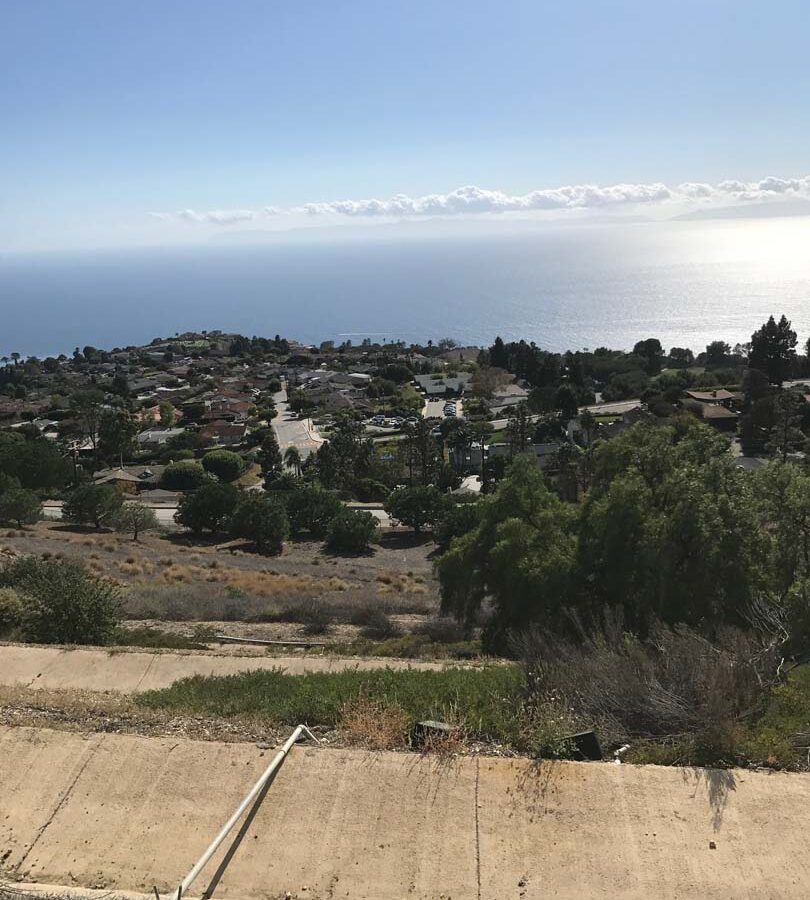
[42,502,178,525]
[272,381,324,459]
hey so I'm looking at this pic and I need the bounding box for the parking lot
[422,398,464,419]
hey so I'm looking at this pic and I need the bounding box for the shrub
[175,482,240,534]
[0,487,41,528]
[358,609,401,640]
[202,450,245,483]
[0,587,23,635]
[276,598,334,632]
[348,602,386,627]
[114,625,207,650]
[518,612,785,764]
[1,557,121,645]
[159,461,212,491]
[325,508,378,554]
[113,503,159,540]
[339,695,410,749]
[62,483,123,529]
[229,495,289,555]
[352,478,389,503]
[416,616,467,643]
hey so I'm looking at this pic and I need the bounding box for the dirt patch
[0,524,440,643]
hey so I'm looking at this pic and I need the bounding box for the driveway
[272,382,324,459]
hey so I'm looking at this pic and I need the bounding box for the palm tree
[283,445,302,476]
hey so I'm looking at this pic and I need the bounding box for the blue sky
[3,0,810,251]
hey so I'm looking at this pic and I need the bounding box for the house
[681,397,739,431]
[451,441,562,474]
[93,466,165,494]
[684,389,736,404]
[10,417,60,438]
[491,382,529,412]
[136,427,185,448]
[200,421,247,447]
[488,442,562,470]
[414,373,472,397]
[138,488,181,503]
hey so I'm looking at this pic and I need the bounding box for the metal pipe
[173,724,318,900]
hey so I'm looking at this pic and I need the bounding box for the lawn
[136,660,810,767]
[137,665,527,746]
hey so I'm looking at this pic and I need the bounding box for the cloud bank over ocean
[154,174,810,226]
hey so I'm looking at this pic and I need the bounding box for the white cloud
[153,173,810,225]
[175,208,256,225]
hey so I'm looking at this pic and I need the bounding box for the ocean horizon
[2,216,809,358]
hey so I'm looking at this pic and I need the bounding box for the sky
[2,0,810,252]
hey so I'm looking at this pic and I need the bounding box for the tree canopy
[435,419,810,653]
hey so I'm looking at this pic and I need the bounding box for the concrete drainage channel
[161,724,318,900]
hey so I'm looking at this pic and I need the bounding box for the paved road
[4,726,810,899]
[42,503,177,525]
[272,382,324,459]
[0,645,449,694]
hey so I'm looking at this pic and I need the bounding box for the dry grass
[339,695,410,750]
[0,522,441,644]
[376,573,428,594]
[418,725,466,757]
[0,684,287,746]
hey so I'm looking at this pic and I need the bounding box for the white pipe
[173,724,318,900]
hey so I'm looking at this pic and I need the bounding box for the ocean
[2,217,809,358]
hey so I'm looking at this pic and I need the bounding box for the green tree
[506,402,531,457]
[554,384,579,421]
[282,482,342,537]
[385,485,443,533]
[70,389,105,453]
[749,314,797,386]
[0,488,41,528]
[113,503,159,540]
[578,419,769,632]
[436,454,576,650]
[0,557,120,645]
[158,402,175,427]
[0,433,70,491]
[433,498,482,552]
[578,408,597,446]
[258,430,282,477]
[159,461,212,491]
[668,347,695,367]
[175,482,240,534]
[768,390,807,462]
[633,338,664,375]
[325,508,378,554]
[63,483,123,529]
[705,341,731,367]
[283,445,302,476]
[202,449,245,482]
[401,420,440,486]
[229,495,289,554]
[98,409,138,464]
